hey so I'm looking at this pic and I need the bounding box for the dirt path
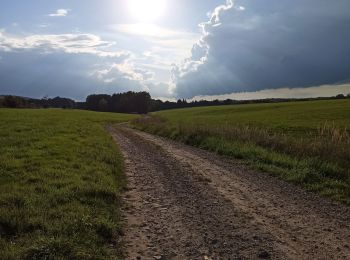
[109,126,350,260]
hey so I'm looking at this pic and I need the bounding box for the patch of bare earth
[108,126,350,260]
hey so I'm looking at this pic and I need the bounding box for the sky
[0,0,350,100]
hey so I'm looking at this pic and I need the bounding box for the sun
[128,0,167,22]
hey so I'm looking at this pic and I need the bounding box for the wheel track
[109,126,350,260]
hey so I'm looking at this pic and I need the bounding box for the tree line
[1,92,349,114]
[0,96,75,109]
[85,91,151,114]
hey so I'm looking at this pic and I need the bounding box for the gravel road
[109,126,350,260]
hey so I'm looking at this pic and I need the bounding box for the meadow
[1,100,349,259]
[0,109,137,259]
[133,99,350,204]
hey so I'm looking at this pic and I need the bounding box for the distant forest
[1,91,349,114]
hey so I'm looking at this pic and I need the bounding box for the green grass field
[155,99,350,136]
[1,100,349,259]
[0,109,137,259]
[133,99,350,203]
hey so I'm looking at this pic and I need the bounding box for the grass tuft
[132,100,350,204]
[0,109,137,259]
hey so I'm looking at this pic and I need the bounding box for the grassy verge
[132,100,350,204]
[0,109,137,259]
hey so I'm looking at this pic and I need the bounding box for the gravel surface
[109,126,350,260]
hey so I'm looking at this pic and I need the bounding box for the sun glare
[128,0,167,22]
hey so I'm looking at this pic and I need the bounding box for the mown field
[0,109,137,259]
[133,99,350,204]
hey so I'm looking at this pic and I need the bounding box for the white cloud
[112,23,200,68]
[0,31,128,58]
[94,62,154,84]
[92,60,175,98]
[48,9,70,17]
[90,61,156,94]
[114,23,197,39]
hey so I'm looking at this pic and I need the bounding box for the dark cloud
[0,32,149,100]
[0,50,146,100]
[173,0,350,98]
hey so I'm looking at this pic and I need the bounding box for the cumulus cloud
[94,62,154,86]
[0,31,128,58]
[0,50,156,100]
[48,9,70,17]
[112,23,199,68]
[92,61,173,98]
[172,0,350,98]
[0,32,153,99]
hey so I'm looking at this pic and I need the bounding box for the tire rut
[108,126,350,260]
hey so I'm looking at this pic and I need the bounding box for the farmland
[1,99,350,259]
[133,99,350,203]
[0,109,137,259]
